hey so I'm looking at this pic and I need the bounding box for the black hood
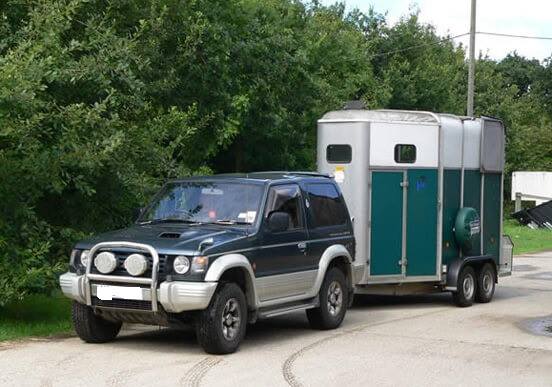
[75,223,249,254]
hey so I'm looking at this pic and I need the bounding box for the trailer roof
[318,109,441,124]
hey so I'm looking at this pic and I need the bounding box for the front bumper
[59,272,217,313]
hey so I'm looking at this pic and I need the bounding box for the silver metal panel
[436,120,444,280]
[158,281,217,312]
[369,122,439,168]
[480,173,485,255]
[317,121,370,281]
[462,118,481,169]
[480,118,505,172]
[440,115,463,168]
[319,109,440,124]
[255,270,317,301]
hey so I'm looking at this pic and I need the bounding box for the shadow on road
[103,284,530,353]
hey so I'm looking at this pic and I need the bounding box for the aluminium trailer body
[317,108,513,304]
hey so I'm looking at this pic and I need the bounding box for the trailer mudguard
[445,255,497,291]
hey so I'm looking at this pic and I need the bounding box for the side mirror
[267,211,291,233]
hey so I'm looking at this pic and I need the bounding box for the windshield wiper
[209,219,252,225]
[140,218,202,225]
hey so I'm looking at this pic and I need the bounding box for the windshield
[140,181,264,225]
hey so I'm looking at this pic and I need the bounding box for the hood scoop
[158,232,182,239]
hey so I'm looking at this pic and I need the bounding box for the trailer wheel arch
[445,256,497,291]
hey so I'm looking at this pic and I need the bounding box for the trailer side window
[326,144,352,163]
[394,144,416,164]
[305,183,348,228]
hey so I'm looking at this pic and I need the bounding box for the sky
[320,0,552,61]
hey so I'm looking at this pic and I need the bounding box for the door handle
[297,242,307,251]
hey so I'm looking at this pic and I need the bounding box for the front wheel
[452,265,476,307]
[306,267,348,330]
[71,301,122,343]
[195,283,247,354]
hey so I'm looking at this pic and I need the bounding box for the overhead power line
[368,32,470,59]
[368,30,552,60]
[477,31,552,41]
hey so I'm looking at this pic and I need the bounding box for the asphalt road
[2,251,552,387]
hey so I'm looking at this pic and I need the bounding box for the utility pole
[467,0,476,116]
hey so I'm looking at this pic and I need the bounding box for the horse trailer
[317,108,513,306]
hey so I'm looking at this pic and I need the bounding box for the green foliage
[0,294,72,341]
[0,0,551,305]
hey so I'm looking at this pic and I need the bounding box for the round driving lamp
[94,251,117,274]
[173,255,190,274]
[124,253,148,276]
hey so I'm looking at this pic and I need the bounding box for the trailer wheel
[452,265,476,307]
[475,263,495,303]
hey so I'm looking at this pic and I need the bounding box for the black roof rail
[248,171,332,178]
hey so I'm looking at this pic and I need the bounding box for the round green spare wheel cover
[454,207,481,255]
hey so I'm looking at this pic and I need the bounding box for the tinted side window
[306,183,348,228]
[394,144,416,163]
[265,185,303,230]
[326,144,352,163]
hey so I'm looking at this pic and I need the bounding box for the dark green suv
[60,172,356,354]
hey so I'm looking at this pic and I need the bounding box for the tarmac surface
[2,251,552,386]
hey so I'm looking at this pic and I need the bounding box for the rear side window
[326,144,352,163]
[394,144,416,163]
[305,183,348,228]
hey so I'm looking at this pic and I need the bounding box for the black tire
[71,301,122,343]
[306,267,348,330]
[195,283,247,354]
[452,265,476,307]
[475,263,496,303]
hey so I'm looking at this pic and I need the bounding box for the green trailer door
[406,169,438,276]
[370,171,403,276]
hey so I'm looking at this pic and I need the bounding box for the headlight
[70,249,79,265]
[80,250,91,267]
[173,255,190,274]
[191,256,209,273]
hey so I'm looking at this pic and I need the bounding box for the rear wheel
[195,283,247,354]
[475,263,496,303]
[452,265,476,307]
[306,267,348,330]
[72,301,122,343]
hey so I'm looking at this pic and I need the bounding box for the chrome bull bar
[84,241,160,312]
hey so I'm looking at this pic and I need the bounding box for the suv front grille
[91,296,154,311]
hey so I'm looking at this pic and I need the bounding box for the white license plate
[96,285,144,301]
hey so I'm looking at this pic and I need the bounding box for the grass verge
[0,294,72,342]
[504,219,552,255]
